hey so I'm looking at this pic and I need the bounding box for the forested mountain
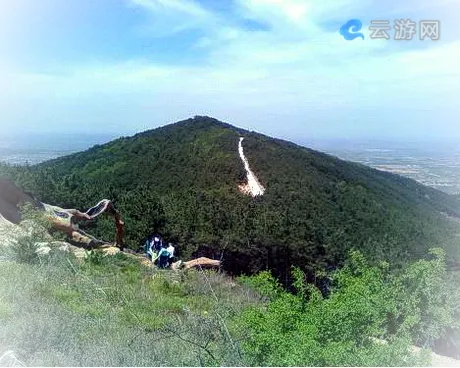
[2,116,460,279]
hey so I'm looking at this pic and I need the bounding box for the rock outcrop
[0,179,35,224]
[0,350,25,367]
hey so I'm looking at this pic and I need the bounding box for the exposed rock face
[0,350,25,367]
[0,179,42,248]
[412,345,460,367]
[371,337,460,366]
[0,179,35,224]
[180,257,220,270]
[0,213,84,260]
[0,214,25,247]
[0,214,15,227]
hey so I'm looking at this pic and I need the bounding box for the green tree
[237,249,459,366]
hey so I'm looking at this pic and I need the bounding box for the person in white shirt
[166,243,175,259]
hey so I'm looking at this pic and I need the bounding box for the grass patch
[2,220,452,366]
[0,246,257,366]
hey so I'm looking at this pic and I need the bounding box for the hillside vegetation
[1,116,459,280]
[0,215,459,366]
[1,116,460,365]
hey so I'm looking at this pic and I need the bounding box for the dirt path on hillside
[238,137,265,197]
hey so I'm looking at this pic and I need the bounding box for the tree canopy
[1,116,459,280]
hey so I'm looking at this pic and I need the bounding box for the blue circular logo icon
[339,19,365,40]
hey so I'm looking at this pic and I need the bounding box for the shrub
[236,249,459,366]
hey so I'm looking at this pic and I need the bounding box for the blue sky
[0,0,459,143]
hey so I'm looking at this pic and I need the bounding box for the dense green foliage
[1,116,460,280]
[1,220,459,366]
[2,116,460,364]
[238,249,460,366]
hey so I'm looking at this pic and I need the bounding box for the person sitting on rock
[146,235,163,261]
[156,242,172,269]
[166,242,175,265]
[143,235,153,256]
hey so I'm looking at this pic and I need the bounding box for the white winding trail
[238,137,265,197]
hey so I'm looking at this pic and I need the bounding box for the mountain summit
[9,116,460,277]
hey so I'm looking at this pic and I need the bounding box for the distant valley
[0,133,118,165]
[306,139,460,195]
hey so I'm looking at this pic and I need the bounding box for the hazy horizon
[1,123,460,151]
[1,1,459,141]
